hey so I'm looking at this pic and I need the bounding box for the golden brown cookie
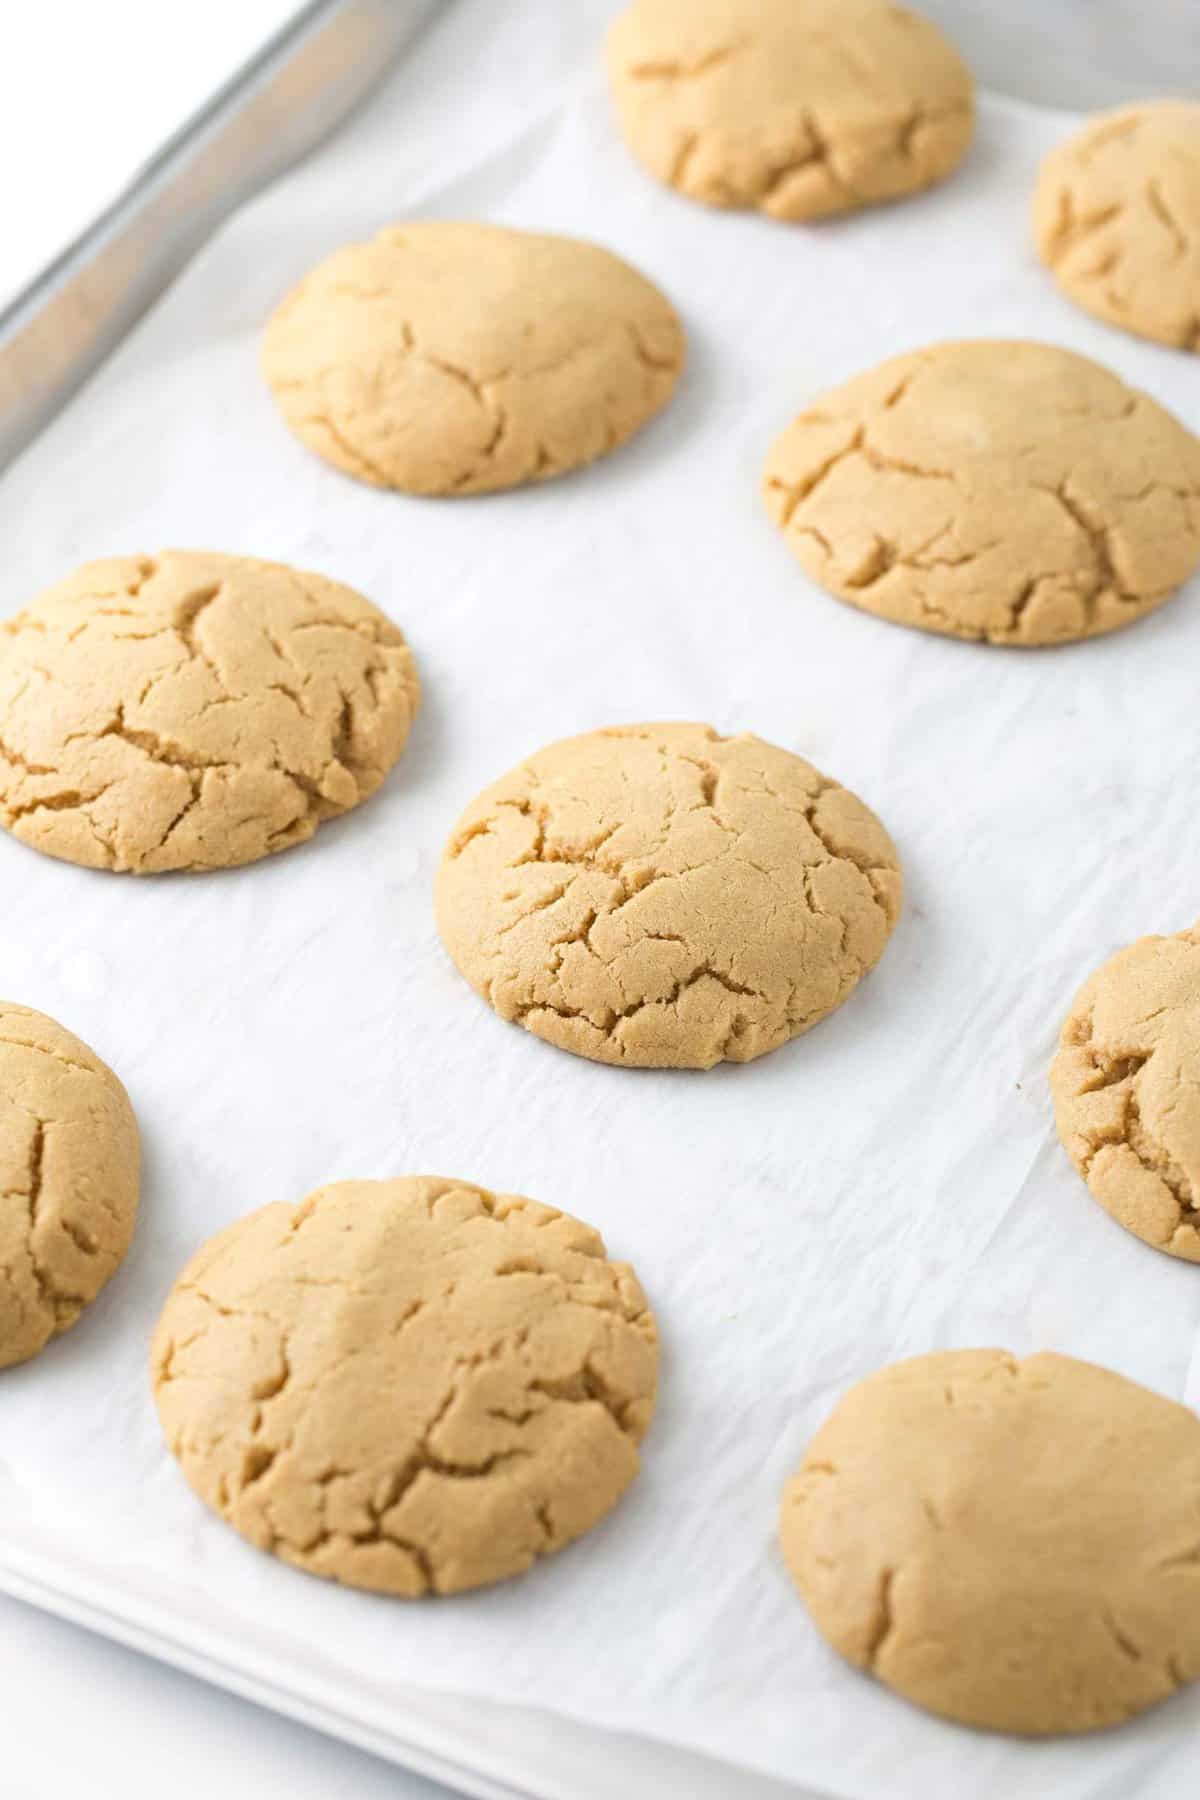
[0,1003,139,1370]
[0,551,419,873]
[1034,101,1200,351]
[1051,921,1200,1261]
[763,340,1200,645]
[435,722,901,1070]
[151,1176,658,1596]
[604,0,974,221]
[781,1349,1200,1734]
[262,222,684,494]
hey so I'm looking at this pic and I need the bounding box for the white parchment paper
[1,4,1199,1795]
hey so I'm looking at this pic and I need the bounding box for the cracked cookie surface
[1034,101,1200,351]
[781,1349,1200,1734]
[151,1176,658,1597]
[1051,921,1200,1261]
[0,551,419,873]
[0,1003,139,1370]
[604,0,974,222]
[763,339,1200,645]
[262,222,684,495]
[435,722,902,1070]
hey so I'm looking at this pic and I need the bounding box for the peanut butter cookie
[152,1177,658,1596]
[1051,920,1200,1261]
[0,1003,138,1370]
[782,1350,1200,1733]
[1034,101,1200,351]
[764,340,1200,644]
[436,722,901,1069]
[0,551,419,872]
[605,0,974,221]
[263,223,684,494]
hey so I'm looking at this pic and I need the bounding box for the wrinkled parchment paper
[1,4,1198,1795]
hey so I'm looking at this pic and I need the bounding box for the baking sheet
[1,3,1199,1797]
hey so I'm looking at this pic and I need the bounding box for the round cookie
[604,0,974,222]
[435,722,902,1070]
[780,1349,1200,1735]
[1050,921,1200,1261]
[262,222,684,495]
[151,1176,658,1596]
[0,551,419,873]
[0,1003,139,1370]
[1034,101,1200,351]
[763,340,1200,645]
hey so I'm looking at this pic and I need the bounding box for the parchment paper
[1,3,1198,1795]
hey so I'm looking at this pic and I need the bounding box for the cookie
[262,222,684,495]
[0,1003,139,1370]
[1034,101,1200,351]
[0,551,419,873]
[781,1349,1200,1734]
[435,722,901,1070]
[604,0,974,222]
[764,340,1200,645]
[151,1176,658,1597]
[1050,921,1200,1261]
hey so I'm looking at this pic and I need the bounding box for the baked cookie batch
[3,0,1200,1747]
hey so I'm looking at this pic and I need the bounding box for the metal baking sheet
[2,3,1200,1800]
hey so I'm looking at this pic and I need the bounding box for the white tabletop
[3,3,1197,1798]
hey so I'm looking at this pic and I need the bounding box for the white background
[1,1,298,311]
[2,4,1199,1799]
